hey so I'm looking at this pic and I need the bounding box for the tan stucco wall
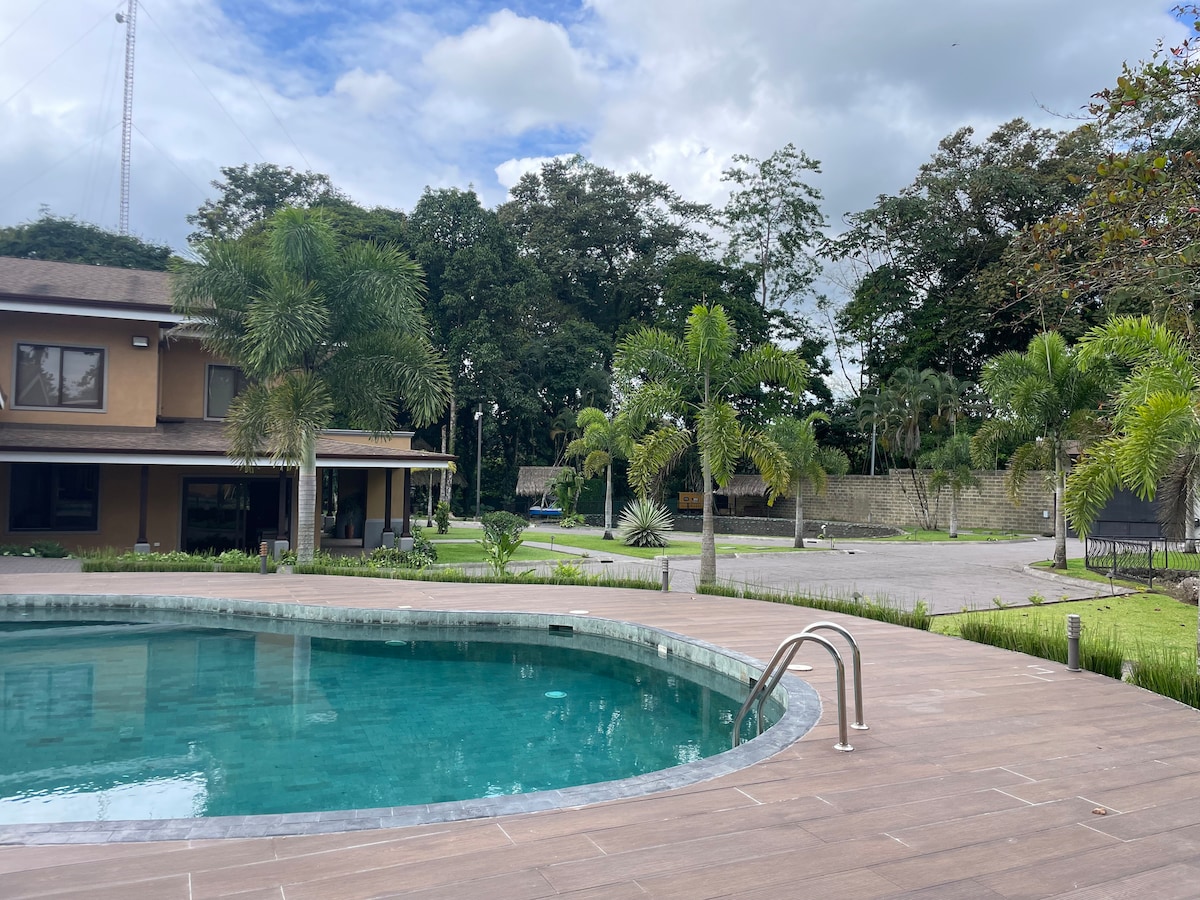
[324,432,414,451]
[158,337,218,419]
[0,310,160,427]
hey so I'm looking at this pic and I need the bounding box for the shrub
[558,513,586,529]
[1,541,70,558]
[481,511,527,542]
[434,501,451,534]
[618,498,673,548]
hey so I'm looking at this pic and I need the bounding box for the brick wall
[757,470,1057,534]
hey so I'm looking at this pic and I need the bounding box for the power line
[0,124,119,208]
[137,1,268,163]
[0,6,114,111]
[0,0,55,55]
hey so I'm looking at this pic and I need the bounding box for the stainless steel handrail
[798,621,867,732]
[732,631,853,752]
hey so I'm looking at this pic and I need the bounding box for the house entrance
[183,477,288,554]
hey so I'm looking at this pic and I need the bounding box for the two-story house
[0,257,453,555]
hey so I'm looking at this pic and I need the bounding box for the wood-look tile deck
[1,572,1199,899]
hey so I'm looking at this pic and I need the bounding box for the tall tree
[173,208,450,561]
[831,120,1099,383]
[971,332,1108,568]
[1017,22,1200,341]
[721,143,826,314]
[499,155,710,341]
[187,163,342,244]
[768,413,850,548]
[615,302,807,584]
[566,407,637,539]
[0,213,171,269]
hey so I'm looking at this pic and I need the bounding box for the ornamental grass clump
[617,498,673,548]
[1128,644,1200,708]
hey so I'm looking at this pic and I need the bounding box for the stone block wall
[762,469,1057,534]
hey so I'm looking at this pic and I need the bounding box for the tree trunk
[442,385,456,507]
[603,463,614,540]
[793,480,804,549]
[296,438,317,563]
[700,454,717,585]
[948,487,959,539]
[1053,456,1067,569]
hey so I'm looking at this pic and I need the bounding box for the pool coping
[0,593,822,845]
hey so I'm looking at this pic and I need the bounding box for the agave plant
[617,498,674,548]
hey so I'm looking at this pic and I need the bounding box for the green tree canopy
[0,213,172,269]
[187,163,342,244]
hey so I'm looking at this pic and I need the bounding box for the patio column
[381,468,395,549]
[400,467,413,550]
[134,465,150,553]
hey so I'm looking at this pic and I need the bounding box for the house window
[8,463,100,531]
[206,365,248,419]
[14,343,105,409]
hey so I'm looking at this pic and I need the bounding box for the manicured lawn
[430,542,579,566]
[933,593,1198,658]
[423,526,802,559]
[871,529,1034,542]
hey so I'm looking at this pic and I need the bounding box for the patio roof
[0,421,454,469]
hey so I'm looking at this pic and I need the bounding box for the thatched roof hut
[715,474,769,497]
[515,466,566,502]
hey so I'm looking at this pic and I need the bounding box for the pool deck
[2,570,1200,898]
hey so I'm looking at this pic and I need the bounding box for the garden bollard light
[259,541,269,575]
[1066,614,1081,672]
[661,556,670,592]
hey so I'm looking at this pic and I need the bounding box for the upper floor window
[206,365,248,419]
[15,343,105,409]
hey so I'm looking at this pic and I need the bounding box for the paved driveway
[528,535,1120,615]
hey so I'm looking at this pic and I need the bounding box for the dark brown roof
[0,257,172,310]
[0,421,454,464]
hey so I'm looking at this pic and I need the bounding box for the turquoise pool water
[0,615,778,824]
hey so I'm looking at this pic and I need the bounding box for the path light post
[1066,614,1081,672]
[475,404,483,521]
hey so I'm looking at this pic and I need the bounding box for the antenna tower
[117,0,137,235]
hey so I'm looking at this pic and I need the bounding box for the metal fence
[1085,536,1200,586]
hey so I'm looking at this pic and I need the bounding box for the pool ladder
[732,621,868,752]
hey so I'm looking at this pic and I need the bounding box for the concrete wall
[762,469,1057,535]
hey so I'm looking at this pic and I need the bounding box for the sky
[0,0,1189,263]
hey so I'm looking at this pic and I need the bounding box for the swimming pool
[0,596,821,843]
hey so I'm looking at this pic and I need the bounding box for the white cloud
[0,0,1189,263]
[423,10,600,135]
[334,68,402,114]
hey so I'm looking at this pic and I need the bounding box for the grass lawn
[871,529,1035,542]
[934,593,1198,658]
[430,542,578,566]
[423,526,801,559]
[1030,557,1150,591]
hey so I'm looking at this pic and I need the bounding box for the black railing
[1085,536,1200,586]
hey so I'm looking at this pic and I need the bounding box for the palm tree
[1065,316,1199,541]
[971,331,1107,569]
[566,407,637,539]
[920,433,979,538]
[768,413,849,548]
[174,207,451,561]
[614,302,807,584]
